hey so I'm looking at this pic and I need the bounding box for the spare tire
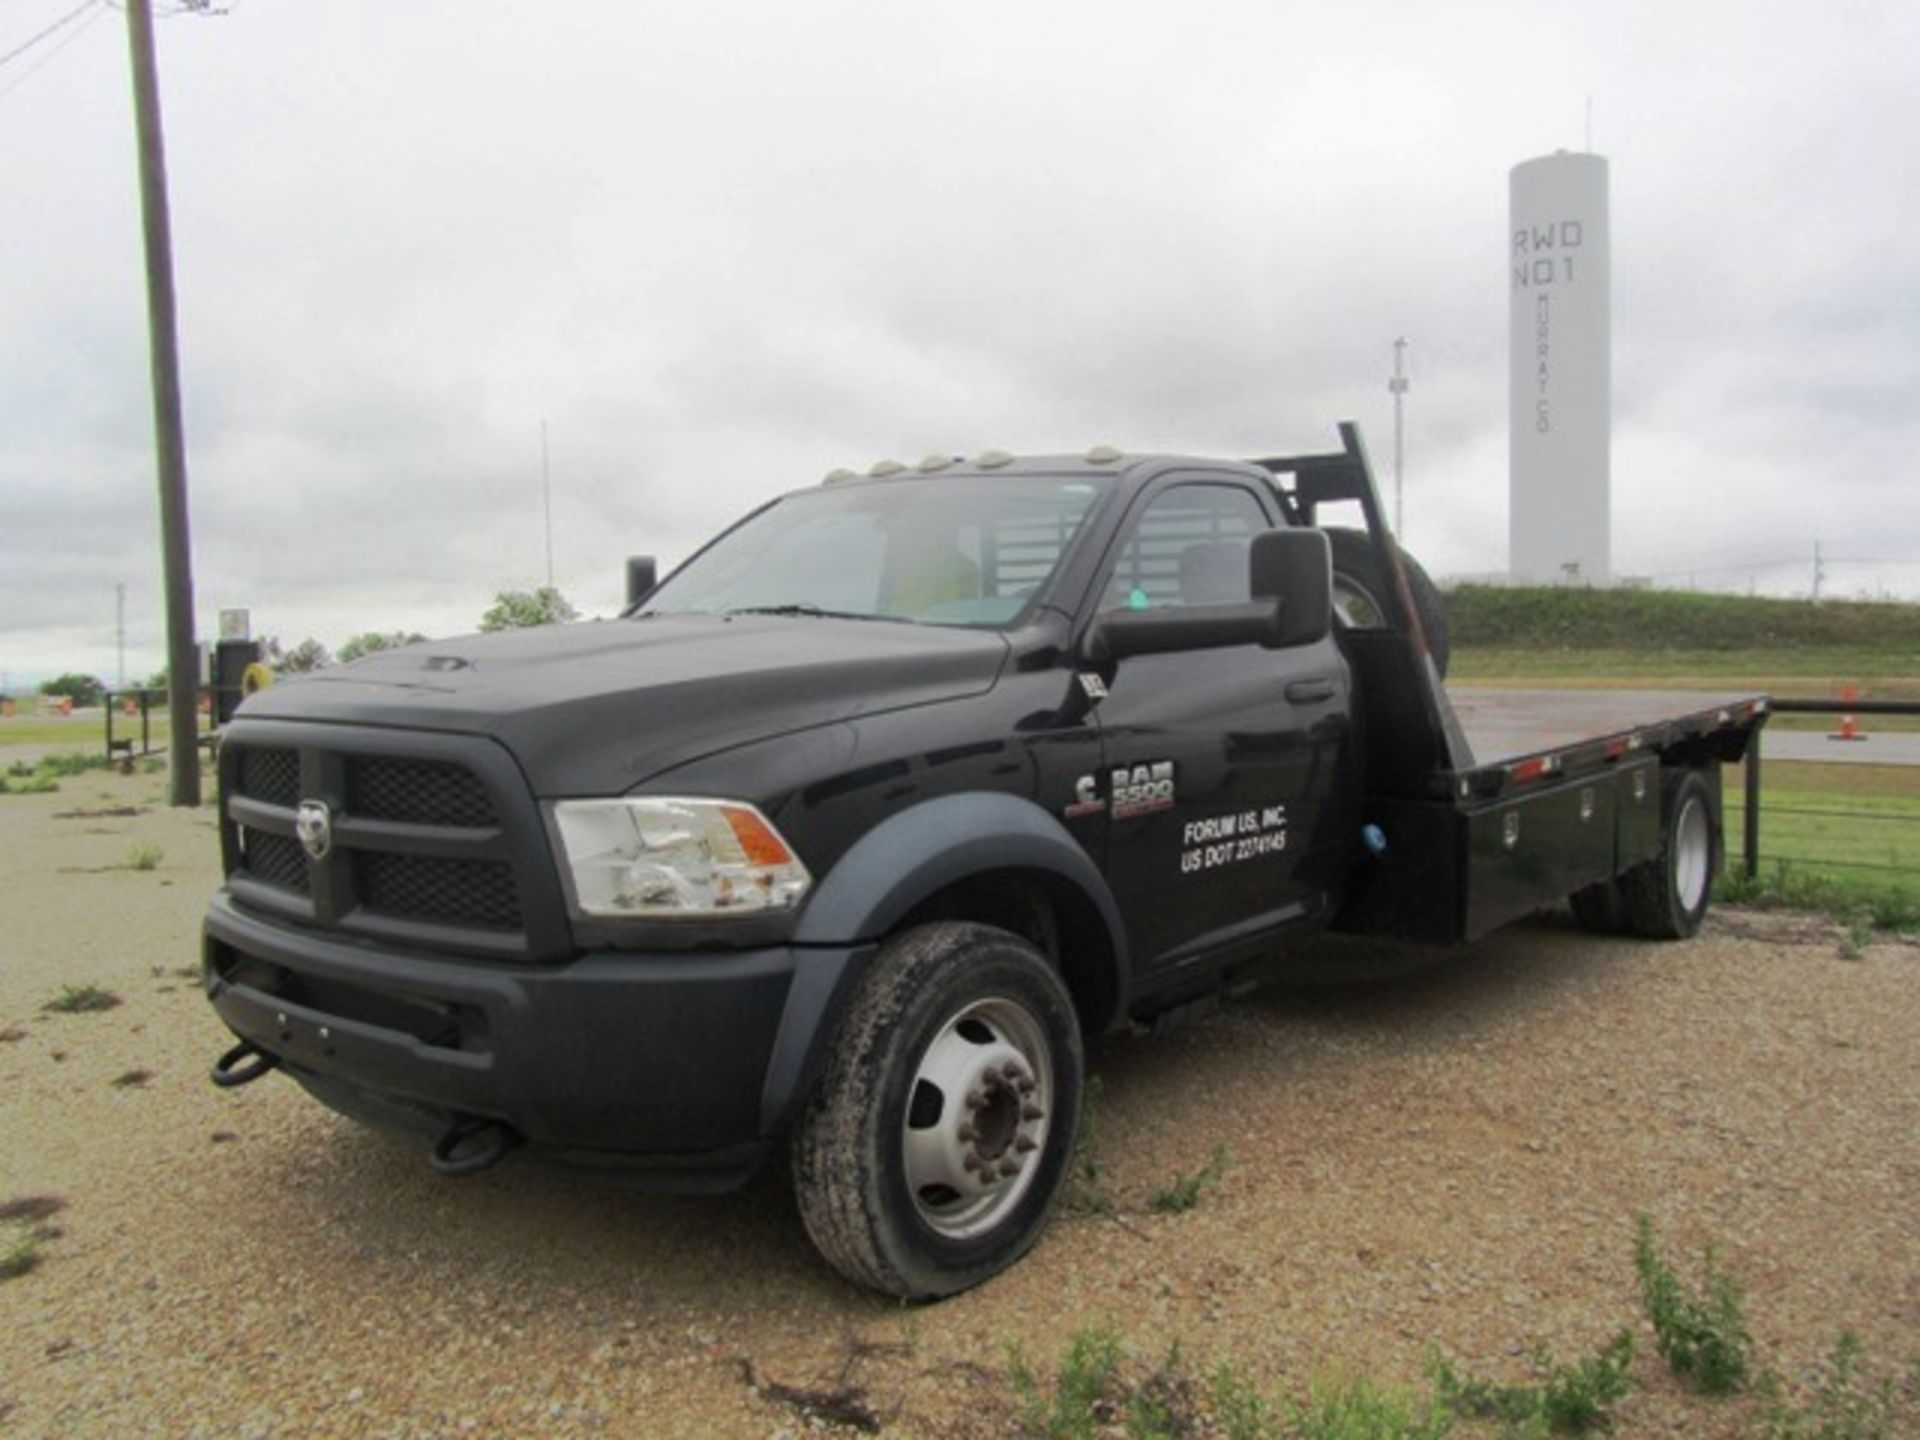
[1325,527,1450,677]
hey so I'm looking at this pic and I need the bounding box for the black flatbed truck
[202,423,1766,1297]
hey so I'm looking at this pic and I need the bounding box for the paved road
[1759,727,1920,766]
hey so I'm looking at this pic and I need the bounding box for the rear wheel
[791,921,1082,1299]
[1325,527,1450,677]
[1618,769,1719,939]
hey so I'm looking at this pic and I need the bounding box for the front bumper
[203,892,869,1183]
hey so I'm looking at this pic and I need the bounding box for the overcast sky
[1,0,1914,687]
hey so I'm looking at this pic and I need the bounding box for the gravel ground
[1,768,1916,1438]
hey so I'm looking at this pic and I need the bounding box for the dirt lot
[1,767,1916,1437]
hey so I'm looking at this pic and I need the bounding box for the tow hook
[429,1116,521,1178]
[210,1040,280,1089]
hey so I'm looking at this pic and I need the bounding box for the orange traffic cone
[1829,684,1867,742]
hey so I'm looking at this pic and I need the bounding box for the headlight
[549,797,811,919]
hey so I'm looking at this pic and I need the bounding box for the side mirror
[625,555,658,609]
[1251,528,1331,648]
[1085,598,1283,663]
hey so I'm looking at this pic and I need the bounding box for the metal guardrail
[1741,697,1920,883]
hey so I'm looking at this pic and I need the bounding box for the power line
[0,0,96,70]
[0,0,104,101]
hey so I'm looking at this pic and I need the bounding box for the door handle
[1285,677,1337,704]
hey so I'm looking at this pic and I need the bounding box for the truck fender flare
[793,792,1128,960]
[759,793,1128,1135]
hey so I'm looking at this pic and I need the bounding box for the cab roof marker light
[821,467,860,485]
[868,460,906,478]
[1084,445,1123,465]
[975,449,1015,469]
[918,454,955,473]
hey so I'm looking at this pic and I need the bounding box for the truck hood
[240,614,1009,795]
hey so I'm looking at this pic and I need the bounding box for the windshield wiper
[724,604,902,622]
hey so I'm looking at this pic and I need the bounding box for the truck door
[1085,480,1351,970]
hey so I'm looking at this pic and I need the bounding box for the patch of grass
[1008,1326,1126,1438]
[42,984,122,1015]
[0,1025,25,1043]
[1209,1362,1277,1440]
[1634,1215,1752,1396]
[0,1233,41,1281]
[1288,1374,1453,1440]
[126,844,164,871]
[1149,1144,1231,1215]
[1068,1075,1118,1216]
[1717,866,1920,935]
[1429,1332,1634,1435]
[1446,585,1920,661]
[36,751,112,778]
[0,774,59,795]
[1763,1333,1918,1440]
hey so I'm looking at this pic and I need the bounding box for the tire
[790,921,1083,1299]
[1326,527,1451,677]
[1618,769,1719,939]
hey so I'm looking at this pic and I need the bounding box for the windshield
[640,476,1104,628]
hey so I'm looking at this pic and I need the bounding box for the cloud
[1,0,1914,685]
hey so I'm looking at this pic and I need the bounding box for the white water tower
[1509,151,1611,585]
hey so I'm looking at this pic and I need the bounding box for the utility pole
[1388,337,1410,535]
[541,419,554,591]
[125,0,199,805]
[1812,540,1825,602]
[116,583,126,690]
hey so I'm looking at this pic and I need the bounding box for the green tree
[479,586,577,631]
[269,637,332,674]
[39,673,105,707]
[337,631,427,664]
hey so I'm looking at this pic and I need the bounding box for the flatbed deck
[1439,686,1769,800]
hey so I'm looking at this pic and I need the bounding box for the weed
[0,775,59,795]
[1634,1215,1751,1396]
[1067,1075,1118,1216]
[43,984,122,1015]
[1209,1362,1276,1440]
[1717,866,1920,937]
[1763,1333,1917,1440]
[0,1234,40,1281]
[1008,1326,1126,1438]
[1288,1373,1453,1440]
[35,752,110,778]
[126,844,164,871]
[0,1025,24,1043]
[1149,1144,1231,1214]
[1838,910,1875,960]
[1431,1331,1633,1436]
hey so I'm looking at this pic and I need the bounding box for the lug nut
[998,1159,1019,1177]
[1021,1103,1044,1121]
[957,1123,976,1143]
[1015,1136,1038,1154]
[967,1089,986,1110]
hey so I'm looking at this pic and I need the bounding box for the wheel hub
[902,1000,1052,1239]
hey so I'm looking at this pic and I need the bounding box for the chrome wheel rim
[901,996,1052,1240]
[1674,795,1712,912]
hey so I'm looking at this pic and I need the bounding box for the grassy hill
[1445,586,1920,690]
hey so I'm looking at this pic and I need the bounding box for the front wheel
[791,921,1083,1299]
